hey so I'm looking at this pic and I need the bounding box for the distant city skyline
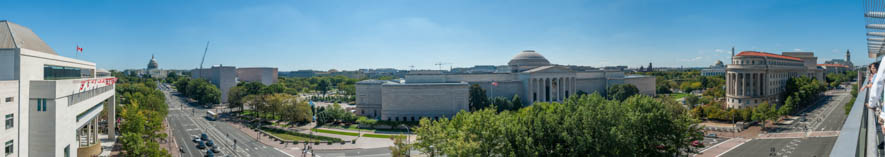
[0,0,870,71]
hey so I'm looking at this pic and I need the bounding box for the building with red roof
[726,51,824,109]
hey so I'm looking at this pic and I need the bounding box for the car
[706,133,717,138]
[691,140,704,147]
[197,141,207,149]
[201,133,209,141]
[205,150,214,157]
[179,146,185,153]
[210,146,221,153]
[206,140,214,147]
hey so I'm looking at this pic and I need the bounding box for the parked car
[197,141,207,149]
[210,146,221,153]
[691,140,704,147]
[193,135,202,143]
[201,133,209,141]
[205,150,214,157]
[206,140,214,147]
[706,133,717,138]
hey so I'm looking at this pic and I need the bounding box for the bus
[206,111,218,121]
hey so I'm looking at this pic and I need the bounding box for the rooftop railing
[831,72,880,157]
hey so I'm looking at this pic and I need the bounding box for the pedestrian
[863,61,885,146]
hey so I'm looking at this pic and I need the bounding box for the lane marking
[273,147,295,157]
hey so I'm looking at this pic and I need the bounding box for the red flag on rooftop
[492,81,498,86]
[76,45,83,53]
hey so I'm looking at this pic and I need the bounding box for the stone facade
[356,50,656,121]
[726,51,823,109]
[237,67,278,85]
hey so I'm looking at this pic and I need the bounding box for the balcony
[29,77,116,117]
[830,72,881,156]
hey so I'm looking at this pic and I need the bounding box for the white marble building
[357,50,656,121]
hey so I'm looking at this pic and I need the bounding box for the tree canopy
[414,94,701,156]
[606,84,639,101]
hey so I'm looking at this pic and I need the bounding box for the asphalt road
[720,86,852,157]
[721,137,836,157]
[771,87,851,133]
[163,84,291,157]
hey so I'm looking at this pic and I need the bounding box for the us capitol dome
[508,50,551,72]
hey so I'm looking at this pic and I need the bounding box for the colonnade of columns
[528,77,576,102]
[727,72,766,98]
[78,117,99,147]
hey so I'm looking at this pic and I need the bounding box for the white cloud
[793,48,802,51]
[683,56,703,61]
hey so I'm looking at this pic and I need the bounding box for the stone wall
[380,83,469,121]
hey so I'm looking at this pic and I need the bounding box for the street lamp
[400,124,411,156]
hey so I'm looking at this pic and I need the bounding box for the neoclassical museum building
[726,51,824,109]
[356,50,656,121]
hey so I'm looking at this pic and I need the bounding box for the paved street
[163,84,291,157]
[769,87,851,133]
[721,137,837,157]
[700,86,852,157]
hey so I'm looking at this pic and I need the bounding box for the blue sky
[0,0,870,71]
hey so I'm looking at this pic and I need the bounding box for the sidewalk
[227,121,397,156]
[161,118,180,157]
[694,138,750,157]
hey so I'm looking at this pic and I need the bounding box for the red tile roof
[735,51,802,61]
[817,64,849,68]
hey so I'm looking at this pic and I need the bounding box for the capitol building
[356,50,656,121]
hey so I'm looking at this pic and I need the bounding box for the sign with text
[78,77,117,92]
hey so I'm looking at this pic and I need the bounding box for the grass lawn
[260,127,342,142]
[669,93,690,100]
[312,128,360,136]
[362,133,406,139]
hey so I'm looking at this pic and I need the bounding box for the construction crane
[434,62,451,71]
[198,41,210,77]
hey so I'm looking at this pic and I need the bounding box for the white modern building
[0,20,116,157]
[237,67,278,85]
[192,65,237,104]
[192,66,280,103]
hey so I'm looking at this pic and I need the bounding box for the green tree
[261,83,287,94]
[468,84,489,111]
[606,84,639,101]
[511,94,524,109]
[753,102,778,131]
[389,136,411,157]
[317,79,331,96]
[685,94,699,106]
[200,83,221,106]
[414,94,700,156]
[228,86,247,112]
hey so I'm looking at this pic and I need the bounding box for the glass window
[4,114,11,129]
[4,140,11,155]
[36,99,47,112]
[43,65,93,80]
[3,97,10,103]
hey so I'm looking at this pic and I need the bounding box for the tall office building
[0,20,116,157]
